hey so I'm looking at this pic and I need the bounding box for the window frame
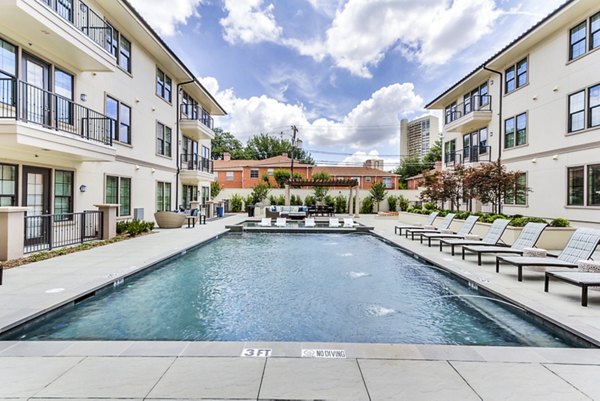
[156,68,172,103]
[588,84,600,129]
[54,169,73,220]
[106,24,132,73]
[504,112,527,149]
[591,12,600,50]
[105,175,131,216]
[225,171,234,181]
[250,169,259,178]
[568,90,586,133]
[155,121,172,157]
[569,21,587,60]
[567,166,585,206]
[0,163,17,207]
[105,95,131,144]
[505,57,528,94]
[504,172,527,206]
[567,164,600,207]
[156,181,172,212]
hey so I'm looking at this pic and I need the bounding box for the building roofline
[120,0,227,116]
[425,0,574,109]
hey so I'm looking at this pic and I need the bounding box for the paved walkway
[1,213,600,400]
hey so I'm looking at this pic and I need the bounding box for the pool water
[12,233,579,346]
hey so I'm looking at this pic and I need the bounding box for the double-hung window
[0,163,17,206]
[568,164,600,206]
[105,96,131,144]
[569,84,600,132]
[505,173,527,205]
[505,58,527,94]
[54,170,73,220]
[250,169,259,178]
[105,175,131,216]
[156,122,172,157]
[569,12,600,61]
[107,24,132,72]
[156,182,171,212]
[592,12,600,50]
[0,38,16,106]
[156,68,172,102]
[504,113,527,148]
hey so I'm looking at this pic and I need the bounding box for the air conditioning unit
[133,208,144,221]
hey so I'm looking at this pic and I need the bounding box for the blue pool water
[12,233,579,346]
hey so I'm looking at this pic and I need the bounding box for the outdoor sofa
[265,206,307,219]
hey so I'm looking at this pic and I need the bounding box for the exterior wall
[0,0,221,225]
[400,116,440,161]
[216,166,313,189]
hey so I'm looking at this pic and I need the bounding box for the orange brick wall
[216,166,313,189]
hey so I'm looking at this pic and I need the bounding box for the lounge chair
[275,217,287,227]
[329,218,340,228]
[343,218,355,228]
[439,219,511,255]
[420,215,480,246]
[258,218,272,227]
[406,213,456,240]
[545,270,600,306]
[496,228,600,282]
[305,218,316,227]
[462,222,547,265]
[394,211,438,235]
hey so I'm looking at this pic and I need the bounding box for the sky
[129,0,567,168]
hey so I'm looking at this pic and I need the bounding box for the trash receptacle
[247,205,255,217]
[216,206,224,218]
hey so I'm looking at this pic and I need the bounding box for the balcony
[444,95,492,134]
[179,154,215,183]
[445,146,492,167]
[1,0,116,71]
[0,77,116,162]
[179,104,215,141]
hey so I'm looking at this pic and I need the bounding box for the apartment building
[426,0,600,224]
[399,115,440,161]
[0,0,225,228]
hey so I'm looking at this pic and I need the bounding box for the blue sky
[130,0,566,167]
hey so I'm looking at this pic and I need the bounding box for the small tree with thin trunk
[467,160,529,213]
[369,182,388,212]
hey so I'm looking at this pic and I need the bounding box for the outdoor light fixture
[80,93,87,102]
[79,185,87,193]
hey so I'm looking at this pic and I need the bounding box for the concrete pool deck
[1,213,600,400]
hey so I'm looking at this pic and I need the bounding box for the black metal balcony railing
[38,0,114,54]
[445,145,492,167]
[445,95,492,125]
[180,154,214,174]
[180,104,214,130]
[0,77,114,146]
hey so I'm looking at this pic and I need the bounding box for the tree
[420,170,444,207]
[249,183,270,205]
[312,171,330,203]
[244,134,314,164]
[210,181,222,199]
[211,128,245,160]
[369,182,388,212]
[423,139,442,167]
[394,156,425,185]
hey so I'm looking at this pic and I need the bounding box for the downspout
[176,80,195,209]
[483,65,503,213]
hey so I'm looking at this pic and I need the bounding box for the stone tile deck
[1,213,600,400]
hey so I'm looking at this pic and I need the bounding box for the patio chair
[275,217,287,227]
[439,219,511,255]
[406,213,456,240]
[343,218,355,228]
[545,268,600,307]
[258,217,272,227]
[305,217,316,227]
[329,218,340,228]
[420,215,480,246]
[496,228,600,282]
[394,211,438,235]
[462,222,547,265]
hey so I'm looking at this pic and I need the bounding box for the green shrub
[479,214,507,223]
[230,194,243,212]
[398,195,410,211]
[268,194,285,205]
[334,195,347,214]
[455,211,471,220]
[550,217,570,227]
[116,220,154,237]
[387,195,398,212]
[304,195,316,206]
[290,194,303,206]
[244,194,254,208]
[423,202,436,210]
[324,195,335,208]
[360,196,374,214]
[508,217,528,227]
[210,181,222,198]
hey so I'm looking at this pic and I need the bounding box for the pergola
[284,179,361,216]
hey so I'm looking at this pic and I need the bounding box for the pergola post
[354,185,360,217]
[348,187,353,215]
[285,184,291,206]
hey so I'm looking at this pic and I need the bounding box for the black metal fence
[445,95,492,124]
[445,146,492,167]
[180,154,214,173]
[24,211,103,254]
[180,104,214,129]
[0,77,113,145]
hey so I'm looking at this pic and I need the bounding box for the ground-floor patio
[1,214,600,400]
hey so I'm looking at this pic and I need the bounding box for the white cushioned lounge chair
[420,215,480,246]
[439,219,511,255]
[394,211,438,235]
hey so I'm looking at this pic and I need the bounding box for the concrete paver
[359,359,480,400]
[544,364,600,400]
[148,357,264,399]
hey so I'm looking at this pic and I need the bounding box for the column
[0,207,28,263]
[285,184,291,206]
[354,186,360,217]
[95,204,119,240]
[348,187,353,215]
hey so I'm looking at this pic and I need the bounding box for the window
[480,82,489,106]
[202,186,210,204]
[0,163,17,206]
[156,68,172,102]
[505,58,527,93]
[568,164,600,207]
[267,169,274,176]
[444,139,456,163]
[105,175,131,216]
[568,167,585,206]
[105,96,131,144]
[54,69,73,124]
[106,25,131,72]
[479,128,488,153]
[365,176,371,182]
[444,102,457,124]
[569,91,585,132]
[181,91,198,119]
[570,21,587,60]
[589,84,600,128]
[0,39,16,106]
[505,173,527,205]
[54,170,73,220]
[156,122,172,157]
[592,12,600,50]
[226,172,234,181]
[382,177,392,188]
[250,169,259,178]
[505,113,527,148]
[182,185,198,209]
[156,181,171,212]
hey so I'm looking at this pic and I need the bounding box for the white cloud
[200,77,423,149]
[128,0,202,36]
[220,0,282,44]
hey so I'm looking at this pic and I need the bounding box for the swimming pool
[7,233,581,346]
